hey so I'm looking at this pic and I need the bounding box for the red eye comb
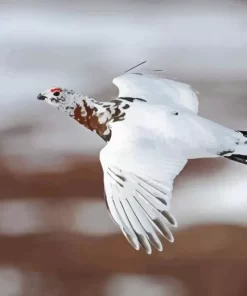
[51,87,62,93]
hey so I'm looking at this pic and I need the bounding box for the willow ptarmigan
[37,69,247,254]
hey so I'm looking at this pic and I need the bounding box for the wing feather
[112,184,140,250]
[101,157,187,253]
[121,198,152,254]
[128,194,163,251]
[135,191,174,242]
[113,72,199,113]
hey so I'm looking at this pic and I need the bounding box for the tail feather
[238,130,247,137]
[225,154,247,165]
[224,130,247,165]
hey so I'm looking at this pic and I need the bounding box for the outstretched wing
[113,72,199,114]
[100,146,187,254]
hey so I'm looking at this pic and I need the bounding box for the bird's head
[37,87,76,111]
[37,86,120,141]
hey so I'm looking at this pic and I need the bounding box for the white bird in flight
[37,65,247,254]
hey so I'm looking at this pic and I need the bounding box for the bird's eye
[53,92,60,96]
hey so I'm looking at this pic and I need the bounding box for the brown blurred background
[1,0,247,295]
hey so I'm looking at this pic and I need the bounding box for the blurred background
[1,0,247,295]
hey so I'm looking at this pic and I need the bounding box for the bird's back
[109,102,243,160]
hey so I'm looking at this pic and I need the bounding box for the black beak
[37,93,47,100]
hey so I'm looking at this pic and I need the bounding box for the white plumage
[100,71,247,253]
[38,69,247,254]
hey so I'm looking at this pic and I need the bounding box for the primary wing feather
[100,148,187,254]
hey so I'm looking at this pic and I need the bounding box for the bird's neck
[66,93,129,142]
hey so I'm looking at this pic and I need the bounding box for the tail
[224,130,247,165]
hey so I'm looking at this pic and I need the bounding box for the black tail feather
[224,130,247,165]
[237,130,247,137]
[225,154,247,165]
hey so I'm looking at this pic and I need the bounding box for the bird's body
[107,101,243,160]
[37,70,247,254]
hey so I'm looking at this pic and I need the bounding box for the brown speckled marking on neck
[71,99,131,142]
[73,102,111,141]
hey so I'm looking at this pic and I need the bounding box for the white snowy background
[1,0,247,295]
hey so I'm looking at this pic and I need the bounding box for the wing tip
[122,228,140,250]
[161,211,178,228]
